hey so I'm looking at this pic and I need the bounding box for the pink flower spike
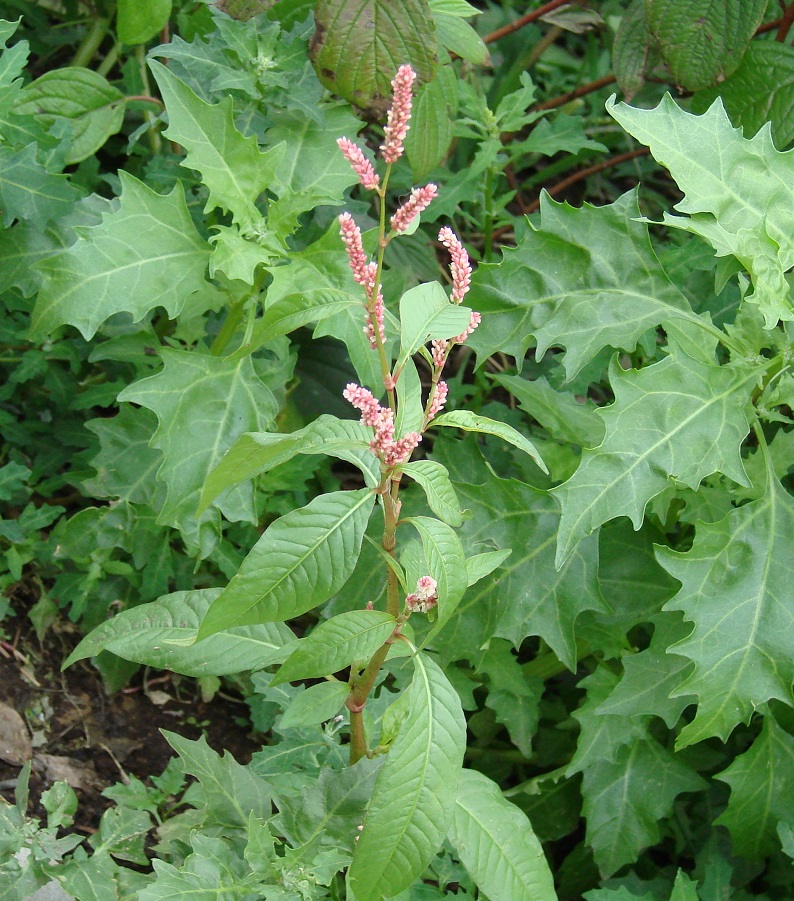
[431,339,449,370]
[390,184,438,233]
[343,383,382,427]
[438,226,472,303]
[337,137,380,190]
[427,380,448,421]
[384,431,422,467]
[364,292,386,350]
[381,64,416,164]
[339,213,372,287]
[453,311,481,345]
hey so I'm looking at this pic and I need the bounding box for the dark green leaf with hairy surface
[63,589,295,676]
[272,610,397,685]
[405,64,458,180]
[310,0,437,115]
[32,173,211,340]
[150,61,285,229]
[348,652,465,900]
[198,489,376,637]
[692,42,794,150]
[554,343,754,566]
[449,768,556,901]
[467,191,700,378]
[608,94,794,326]
[431,442,606,670]
[658,475,794,748]
[611,0,650,100]
[645,0,766,91]
[118,348,280,555]
[715,716,794,860]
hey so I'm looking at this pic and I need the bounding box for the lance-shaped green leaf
[406,516,467,629]
[118,348,279,555]
[657,476,794,748]
[397,282,471,371]
[348,652,465,901]
[0,144,83,226]
[395,358,424,437]
[200,415,377,512]
[607,94,794,326]
[554,344,754,566]
[62,589,295,676]
[310,0,437,114]
[280,681,350,729]
[431,409,547,473]
[467,190,701,378]
[431,441,606,670]
[272,610,397,685]
[714,716,794,860]
[198,489,376,638]
[32,173,211,340]
[645,0,765,91]
[150,60,285,228]
[449,768,557,901]
[401,460,464,527]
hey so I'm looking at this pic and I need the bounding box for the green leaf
[405,64,458,180]
[15,67,125,164]
[645,0,766,91]
[715,716,794,859]
[449,768,556,901]
[397,282,471,371]
[431,409,547,473]
[62,588,295,676]
[658,475,794,748]
[348,652,466,901]
[32,173,211,340]
[467,190,701,377]
[466,549,511,586]
[611,0,650,100]
[201,415,378,513]
[164,732,271,827]
[434,15,488,65]
[553,343,754,566]
[273,610,397,685]
[118,0,172,45]
[692,42,794,150]
[607,94,794,326]
[118,348,279,555]
[402,460,464,527]
[198,488,376,637]
[431,443,606,670]
[407,516,468,628]
[149,60,285,229]
[280,681,350,729]
[395,358,424,437]
[310,0,437,114]
[0,143,82,226]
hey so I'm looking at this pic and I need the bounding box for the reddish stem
[483,0,574,45]
[526,147,649,213]
[776,4,794,40]
[533,74,617,112]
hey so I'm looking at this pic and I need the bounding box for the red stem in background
[483,0,574,44]
[533,74,617,112]
[776,4,794,40]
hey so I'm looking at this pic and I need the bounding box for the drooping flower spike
[337,137,380,191]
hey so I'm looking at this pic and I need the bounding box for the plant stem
[347,632,399,763]
[483,0,572,45]
[210,302,245,355]
[483,166,495,263]
[71,16,109,67]
[533,74,618,113]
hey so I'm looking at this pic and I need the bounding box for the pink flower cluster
[390,184,438,233]
[339,212,385,350]
[381,65,416,163]
[438,226,472,304]
[343,383,421,467]
[426,380,448,421]
[405,575,438,613]
[337,137,380,190]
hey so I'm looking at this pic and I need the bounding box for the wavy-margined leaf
[449,768,556,901]
[554,343,755,566]
[348,652,465,901]
[310,0,437,115]
[645,0,765,91]
[150,60,285,228]
[200,415,378,513]
[431,409,547,472]
[62,589,295,676]
[406,516,467,629]
[397,282,471,371]
[198,489,376,638]
[467,190,702,378]
[608,94,794,326]
[0,144,83,226]
[31,173,211,340]
[118,348,281,556]
[715,716,794,860]
[272,610,397,685]
[401,460,464,527]
[431,441,606,670]
[658,475,794,748]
